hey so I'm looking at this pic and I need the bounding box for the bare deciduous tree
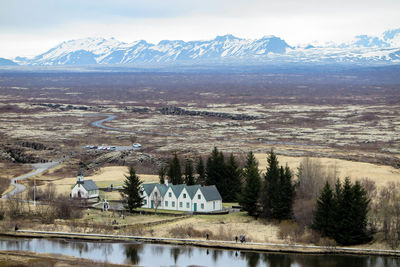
[294,158,338,227]
[151,192,163,214]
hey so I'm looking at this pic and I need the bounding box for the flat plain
[0,69,399,187]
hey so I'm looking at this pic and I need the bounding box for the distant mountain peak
[13,29,400,66]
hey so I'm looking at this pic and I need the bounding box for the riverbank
[0,250,129,267]
[3,230,400,257]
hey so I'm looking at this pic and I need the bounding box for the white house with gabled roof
[71,169,99,199]
[140,181,222,212]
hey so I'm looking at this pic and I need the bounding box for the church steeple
[77,169,84,184]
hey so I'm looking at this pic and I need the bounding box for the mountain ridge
[12,28,400,66]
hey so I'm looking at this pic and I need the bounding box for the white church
[71,169,99,199]
[140,180,223,212]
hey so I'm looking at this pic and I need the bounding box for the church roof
[81,179,98,191]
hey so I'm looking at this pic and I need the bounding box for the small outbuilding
[71,169,99,199]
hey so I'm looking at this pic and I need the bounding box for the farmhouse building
[140,181,222,212]
[71,170,99,199]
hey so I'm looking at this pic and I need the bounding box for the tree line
[124,147,372,246]
[161,147,242,202]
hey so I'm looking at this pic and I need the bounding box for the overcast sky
[0,0,399,58]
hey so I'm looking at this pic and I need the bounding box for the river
[1,237,399,267]
[90,114,183,137]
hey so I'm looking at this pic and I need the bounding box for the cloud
[0,0,399,58]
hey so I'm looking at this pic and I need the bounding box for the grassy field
[0,250,124,267]
[255,154,400,188]
[28,154,400,199]
[33,166,159,197]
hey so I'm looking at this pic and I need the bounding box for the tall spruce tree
[238,151,261,216]
[168,153,182,185]
[335,178,371,245]
[224,153,242,202]
[313,178,371,245]
[120,167,144,212]
[158,166,167,184]
[275,165,295,220]
[196,156,206,185]
[312,181,335,237]
[184,158,195,185]
[261,149,280,218]
[206,147,224,186]
[206,147,227,199]
[350,181,371,244]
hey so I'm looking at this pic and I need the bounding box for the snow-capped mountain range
[13,28,400,66]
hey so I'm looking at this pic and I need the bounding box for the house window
[183,193,186,198]
[172,201,175,207]
[186,202,189,208]
[165,201,168,207]
[197,194,201,199]
[143,200,147,205]
[155,192,158,197]
[201,204,204,209]
[169,192,172,197]
[179,202,183,208]
[213,201,215,209]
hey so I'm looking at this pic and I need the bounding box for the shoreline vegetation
[0,250,129,267]
[2,230,400,257]
[1,149,400,259]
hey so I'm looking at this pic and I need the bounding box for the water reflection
[1,237,399,267]
[262,253,292,267]
[170,247,181,264]
[124,244,143,265]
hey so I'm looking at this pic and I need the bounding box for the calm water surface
[0,237,399,267]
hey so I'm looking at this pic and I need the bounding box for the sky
[0,0,399,58]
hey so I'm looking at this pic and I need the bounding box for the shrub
[278,220,303,243]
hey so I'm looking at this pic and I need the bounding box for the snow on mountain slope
[16,29,400,66]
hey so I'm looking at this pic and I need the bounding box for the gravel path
[2,161,61,199]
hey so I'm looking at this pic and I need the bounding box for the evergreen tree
[206,147,225,186]
[158,166,167,184]
[313,178,372,245]
[335,178,354,245]
[224,153,242,202]
[168,153,182,184]
[120,166,144,212]
[274,164,295,220]
[184,158,195,185]
[206,147,227,199]
[261,149,280,218]
[335,178,371,245]
[238,151,261,216]
[196,156,206,185]
[350,181,371,244]
[312,181,335,237]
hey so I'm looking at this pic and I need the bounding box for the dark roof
[141,183,222,201]
[170,184,186,198]
[142,183,157,196]
[200,185,222,201]
[186,185,201,199]
[156,184,168,196]
[82,179,98,191]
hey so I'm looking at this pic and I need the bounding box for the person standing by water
[206,232,209,240]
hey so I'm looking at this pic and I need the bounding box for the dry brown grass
[255,154,400,188]
[33,166,158,196]
[151,212,280,243]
